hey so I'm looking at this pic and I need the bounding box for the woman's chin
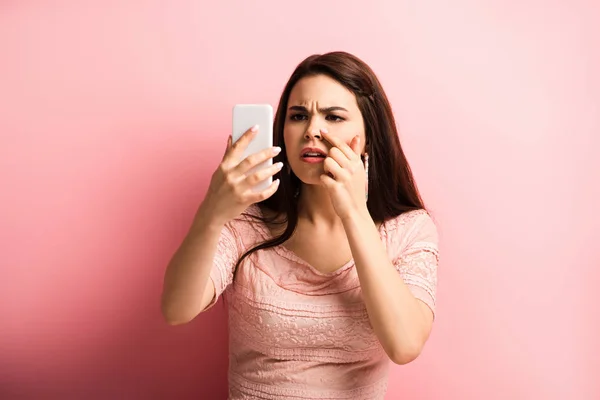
[292,169,324,186]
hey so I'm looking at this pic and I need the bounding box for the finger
[320,173,337,189]
[328,147,351,169]
[321,129,359,160]
[225,125,259,163]
[350,135,361,155]
[222,135,232,159]
[324,156,347,181]
[241,161,284,190]
[247,179,281,203]
[233,146,282,176]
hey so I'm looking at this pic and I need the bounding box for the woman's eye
[326,115,344,122]
[289,114,344,122]
[290,114,307,121]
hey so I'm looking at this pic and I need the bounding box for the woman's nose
[304,127,322,140]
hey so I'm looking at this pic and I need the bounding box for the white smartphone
[232,104,274,192]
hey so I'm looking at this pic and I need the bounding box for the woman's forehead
[288,75,358,110]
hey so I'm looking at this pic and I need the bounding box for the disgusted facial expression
[283,74,366,185]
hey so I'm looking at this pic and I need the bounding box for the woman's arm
[317,129,437,363]
[161,126,282,325]
[161,204,225,325]
[342,210,435,365]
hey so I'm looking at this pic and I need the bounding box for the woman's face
[283,74,366,185]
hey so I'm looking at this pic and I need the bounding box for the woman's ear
[361,140,369,161]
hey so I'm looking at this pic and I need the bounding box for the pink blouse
[207,205,439,399]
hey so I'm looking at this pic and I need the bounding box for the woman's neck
[297,184,343,228]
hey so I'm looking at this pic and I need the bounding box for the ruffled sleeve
[205,222,240,309]
[387,211,439,316]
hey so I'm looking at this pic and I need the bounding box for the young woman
[161,51,439,399]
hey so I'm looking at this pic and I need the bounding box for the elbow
[388,342,424,365]
[387,321,433,365]
[163,314,191,326]
[160,299,195,326]
[162,310,194,326]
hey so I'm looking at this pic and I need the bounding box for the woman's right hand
[200,125,283,226]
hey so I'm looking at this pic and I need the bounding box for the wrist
[341,206,372,226]
[192,201,227,233]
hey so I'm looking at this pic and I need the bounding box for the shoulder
[384,209,437,236]
[381,209,439,254]
[224,204,270,240]
[225,204,259,228]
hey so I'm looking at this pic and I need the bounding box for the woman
[161,51,439,399]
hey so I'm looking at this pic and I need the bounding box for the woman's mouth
[300,148,327,163]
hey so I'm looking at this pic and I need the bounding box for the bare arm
[318,130,437,365]
[160,205,225,325]
[160,125,282,325]
[342,210,435,365]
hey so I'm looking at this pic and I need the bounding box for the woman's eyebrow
[288,105,349,113]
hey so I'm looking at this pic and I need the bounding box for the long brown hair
[233,51,425,275]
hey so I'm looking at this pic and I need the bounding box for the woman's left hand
[320,129,368,221]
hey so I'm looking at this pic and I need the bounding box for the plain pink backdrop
[1,1,598,399]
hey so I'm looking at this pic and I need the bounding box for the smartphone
[232,104,274,192]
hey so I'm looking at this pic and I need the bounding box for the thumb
[222,135,232,158]
[350,135,361,155]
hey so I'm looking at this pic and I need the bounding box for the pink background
[1,1,598,399]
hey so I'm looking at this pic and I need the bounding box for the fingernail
[321,128,328,134]
[273,146,282,154]
[275,162,283,169]
[251,125,259,132]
